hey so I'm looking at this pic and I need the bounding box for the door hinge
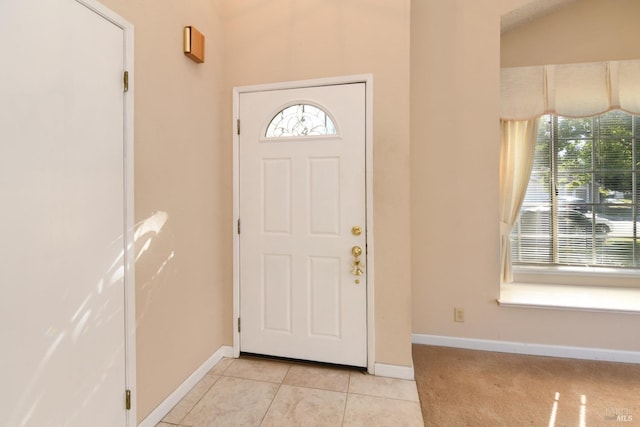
[123,71,129,92]
[237,219,240,234]
[237,119,240,135]
[125,389,131,410]
[237,317,241,333]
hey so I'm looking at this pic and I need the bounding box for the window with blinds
[511,111,640,268]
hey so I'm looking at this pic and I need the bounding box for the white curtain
[499,118,539,283]
[501,59,640,120]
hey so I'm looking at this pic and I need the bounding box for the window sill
[499,283,640,314]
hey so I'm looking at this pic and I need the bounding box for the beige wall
[95,0,226,421]
[501,0,640,67]
[411,0,640,351]
[97,0,413,421]
[222,0,413,368]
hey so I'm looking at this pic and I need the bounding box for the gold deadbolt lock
[351,226,362,236]
[351,245,364,277]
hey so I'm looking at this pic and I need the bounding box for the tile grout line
[176,373,222,426]
[258,362,292,426]
[340,371,354,426]
[346,391,421,403]
[169,358,233,426]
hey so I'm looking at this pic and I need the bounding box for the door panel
[239,84,367,367]
[0,0,128,425]
[263,254,293,332]
[263,159,292,234]
[309,256,341,337]
[309,158,341,235]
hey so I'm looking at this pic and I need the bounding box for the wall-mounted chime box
[183,26,205,63]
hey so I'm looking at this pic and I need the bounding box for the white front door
[239,83,367,367]
[0,0,132,425]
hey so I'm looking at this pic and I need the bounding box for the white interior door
[0,0,131,425]
[239,83,367,367]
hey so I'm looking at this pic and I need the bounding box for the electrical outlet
[454,307,465,323]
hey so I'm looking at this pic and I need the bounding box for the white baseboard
[374,363,415,380]
[138,345,234,427]
[412,334,640,364]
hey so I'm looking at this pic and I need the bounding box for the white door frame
[232,74,375,373]
[75,0,136,423]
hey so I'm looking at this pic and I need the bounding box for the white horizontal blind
[511,111,639,268]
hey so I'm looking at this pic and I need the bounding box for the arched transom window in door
[265,103,337,138]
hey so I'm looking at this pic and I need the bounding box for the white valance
[501,59,640,120]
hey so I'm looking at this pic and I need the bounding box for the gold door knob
[351,226,362,236]
[352,246,362,257]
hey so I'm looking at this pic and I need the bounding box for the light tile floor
[157,356,424,427]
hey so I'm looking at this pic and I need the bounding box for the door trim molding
[74,0,136,424]
[232,74,375,373]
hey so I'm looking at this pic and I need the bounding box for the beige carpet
[413,344,640,426]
